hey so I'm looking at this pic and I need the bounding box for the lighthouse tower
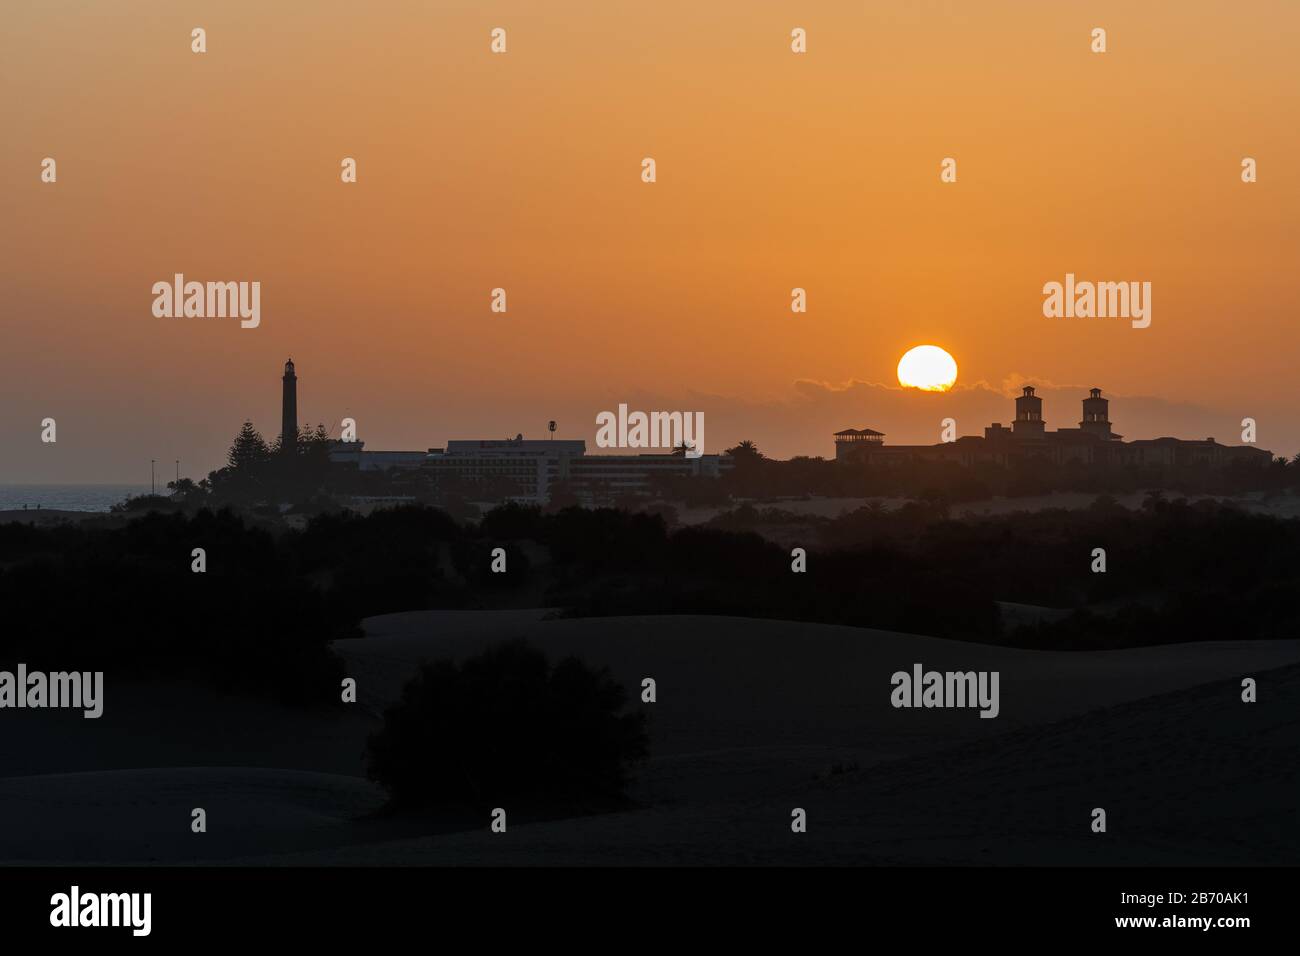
[281,359,298,452]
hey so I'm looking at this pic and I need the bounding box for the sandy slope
[3,612,1296,865]
[0,768,386,864]
[342,612,1300,790]
[229,662,1300,865]
[2,680,375,779]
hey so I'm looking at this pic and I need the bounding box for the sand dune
[342,611,1300,770]
[224,662,1300,866]
[3,611,1296,865]
[0,768,386,864]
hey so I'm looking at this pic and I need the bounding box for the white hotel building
[329,436,731,504]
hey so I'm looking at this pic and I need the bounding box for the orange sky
[3,1,1298,482]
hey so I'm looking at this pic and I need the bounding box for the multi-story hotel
[835,387,1272,468]
[329,435,731,503]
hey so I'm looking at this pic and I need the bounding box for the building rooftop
[442,439,587,456]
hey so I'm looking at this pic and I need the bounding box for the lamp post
[150,459,156,495]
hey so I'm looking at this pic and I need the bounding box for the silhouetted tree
[0,508,349,705]
[271,422,332,457]
[725,439,763,462]
[227,421,270,471]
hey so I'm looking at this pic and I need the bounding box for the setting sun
[897,345,958,392]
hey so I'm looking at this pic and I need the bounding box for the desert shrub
[480,502,544,540]
[365,641,648,812]
[292,506,468,617]
[0,508,349,706]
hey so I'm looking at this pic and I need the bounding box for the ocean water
[0,484,152,513]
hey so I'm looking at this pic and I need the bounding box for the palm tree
[726,440,763,461]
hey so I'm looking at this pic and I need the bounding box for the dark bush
[365,641,648,812]
[0,508,349,706]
